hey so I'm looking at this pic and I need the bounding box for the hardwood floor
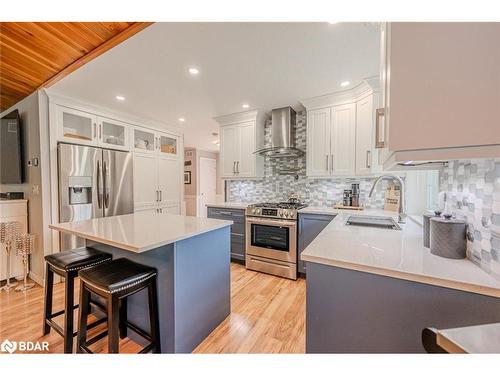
[0,263,306,354]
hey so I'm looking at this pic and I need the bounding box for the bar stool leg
[42,264,54,335]
[63,275,75,353]
[148,276,161,353]
[107,295,120,353]
[119,299,128,339]
[76,283,90,353]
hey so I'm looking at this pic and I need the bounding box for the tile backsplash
[440,159,500,277]
[227,111,393,208]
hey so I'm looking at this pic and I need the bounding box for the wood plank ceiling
[0,22,152,112]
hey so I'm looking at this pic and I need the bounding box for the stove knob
[284,211,290,218]
[256,208,261,215]
[252,208,256,214]
[279,210,283,217]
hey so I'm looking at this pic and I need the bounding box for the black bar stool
[76,258,161,354]
[43,247,113,353]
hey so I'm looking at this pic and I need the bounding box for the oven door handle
[246,217,297,227]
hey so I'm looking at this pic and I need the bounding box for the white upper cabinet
[378,22,500,167]
[56,105,97,146]
[355,95,374,175]
[303,80,380,177]
[215,110,265,179]
[331,103,356,175]
[220,125,239,177]
[97,116,130,151]
[237,121,257,178]
[307,108,331,177]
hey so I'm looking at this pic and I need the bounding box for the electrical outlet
[32,185,39,195]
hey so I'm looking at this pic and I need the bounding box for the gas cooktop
[246,202,308,219]
[248,202,308,210]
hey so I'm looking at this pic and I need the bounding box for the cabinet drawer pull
[375,108,385,148]
[93,123,97,139]
[325,155,329,172]
[99,123,102,140]
[366,150,371,168]
[236,161,240,174]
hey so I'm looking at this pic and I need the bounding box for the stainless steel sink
[345,215,402,230]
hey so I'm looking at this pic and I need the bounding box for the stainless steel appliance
[245,201,306,280]
[58,143,133,251]
[254,107,304,158]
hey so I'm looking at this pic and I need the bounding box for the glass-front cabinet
[97,117,129,151]
[56,105,97,146]
[133,127,179,157]
[133,128,157,153]
[158,134,178,156]
[55,103,179,157]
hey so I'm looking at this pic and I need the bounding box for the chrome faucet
[368,175,406,223]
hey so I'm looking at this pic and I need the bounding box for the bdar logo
[1,339,17,353]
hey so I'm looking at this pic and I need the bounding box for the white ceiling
[50,22,381,151]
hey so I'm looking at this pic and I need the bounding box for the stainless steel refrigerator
[58,143,133,251]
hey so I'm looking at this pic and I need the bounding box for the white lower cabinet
[134,154,181,213]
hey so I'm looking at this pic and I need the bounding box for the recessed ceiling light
[328,21,339,25]
[242,104,250,109]
[178,118,185,122]
[340,81,350,87]
[115,95,125,101]
[188,67,199,75]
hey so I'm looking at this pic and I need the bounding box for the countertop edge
[436,332,468,354]
[49,224,140,252]
[301,253,500,299]
[49,221,233,253]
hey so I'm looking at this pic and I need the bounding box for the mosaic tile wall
[440,159,500,277]
[227,111,392,208]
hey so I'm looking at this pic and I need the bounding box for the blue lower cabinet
[207,207,246,262]
[298,213,336,274]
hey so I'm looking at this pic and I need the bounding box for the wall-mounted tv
[0,109,24,184]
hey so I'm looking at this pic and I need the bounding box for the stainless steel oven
[245,208,299,280]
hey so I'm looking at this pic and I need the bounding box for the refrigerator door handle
[103,160,110,208]
[96,160,103,209]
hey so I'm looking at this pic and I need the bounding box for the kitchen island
[301,209,500,353]
[49,211,233,353]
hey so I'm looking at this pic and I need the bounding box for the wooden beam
[40,22,153,89]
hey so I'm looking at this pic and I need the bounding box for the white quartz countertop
[49,211,233,253]
[437,323,500,353]
[300,208,500,298]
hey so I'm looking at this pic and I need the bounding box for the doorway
[198,157,217,217]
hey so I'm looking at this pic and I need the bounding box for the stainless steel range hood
[255,107,305,158]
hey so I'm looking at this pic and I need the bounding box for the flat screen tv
[0,109,24,184]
